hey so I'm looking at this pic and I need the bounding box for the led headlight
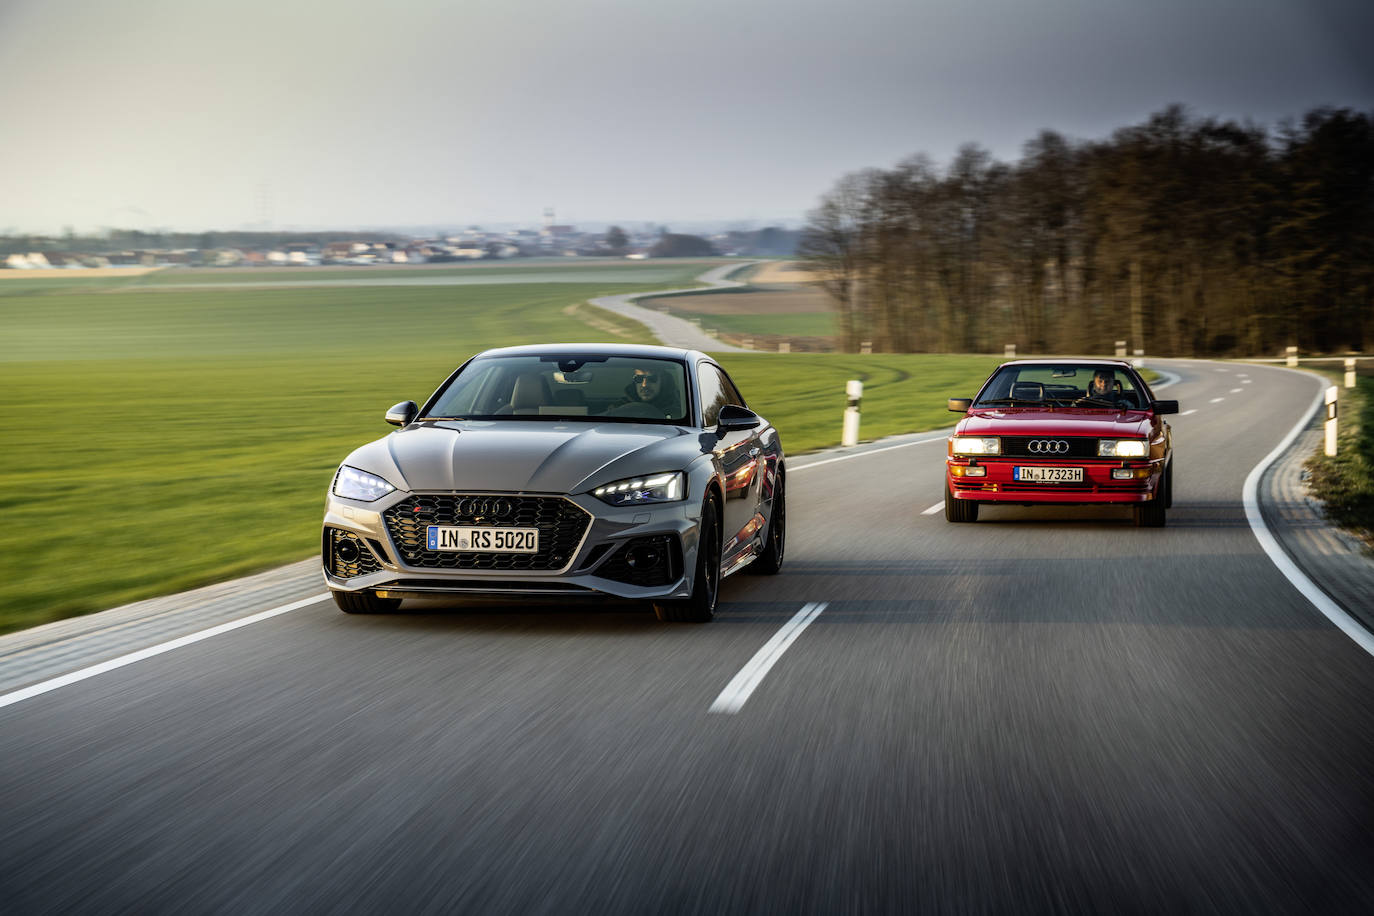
[1098,439,1148,458]
[950,436,1000,456]
[332,466,396,502]
[593,472,684,506]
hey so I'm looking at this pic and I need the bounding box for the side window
[697,363,743,427]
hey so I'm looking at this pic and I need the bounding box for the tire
[1133,470,1168,527]
[944,482,979,523]
[748,470,785,575]
[1163,460,1174,509]
[654,494,722,622]
[332,590,402,614]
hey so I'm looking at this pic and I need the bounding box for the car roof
[473,343,705,362]
[998,358,1134,369]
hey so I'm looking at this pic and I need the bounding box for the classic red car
[944,359,1177,526]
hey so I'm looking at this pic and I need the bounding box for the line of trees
[800,106,1373,356]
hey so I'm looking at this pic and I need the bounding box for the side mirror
[716,404,761,432]
[385,400,418,427]
[1152,400,1179,415]
[948,397,972,413]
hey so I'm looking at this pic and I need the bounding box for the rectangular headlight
[593,471,685,506]
[950,437,1000,456]
[1098,439,1148,458]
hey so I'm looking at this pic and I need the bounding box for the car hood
[957,409,1153,438]
[343,420,702,494]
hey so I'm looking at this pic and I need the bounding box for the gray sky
[2,0,1370,234]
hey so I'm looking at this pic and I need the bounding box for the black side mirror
[1152,400,1179,415]
[717,404,761,432]
[948,397,972,413]
[385,400,418,427]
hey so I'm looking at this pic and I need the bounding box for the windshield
[422,355,692,424]
[973,365,1147,409]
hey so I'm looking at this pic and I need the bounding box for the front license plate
[426,526,539,553]
[1014,466,1083,483]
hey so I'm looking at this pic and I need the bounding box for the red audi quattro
[944,359,1178,526]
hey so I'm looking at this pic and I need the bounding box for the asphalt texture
[1,360,1372,914]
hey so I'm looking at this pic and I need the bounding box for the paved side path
[1260,422,1374,632]
[589,262,760,353]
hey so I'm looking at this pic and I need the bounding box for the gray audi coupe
[322,344,786,621]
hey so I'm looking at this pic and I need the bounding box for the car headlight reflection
[950,437,1000,456]
[332,466,397,502]
[593,472,684,506]
[1098,439,1148,458]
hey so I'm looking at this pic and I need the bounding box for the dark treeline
[800,106,1374,356]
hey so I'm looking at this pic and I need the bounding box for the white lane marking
[710,602,828,714]
[1230,388,1243,393]
[1181,409,1198,416]
[1243,383,1374,658]
[1237,373,1249,377]
[921,502,944,515]
[1215,368,1230,372]
[1210,397,1225,403]
[1242,379,1252,383]
[0,594,328,710]
[791,435,948,472]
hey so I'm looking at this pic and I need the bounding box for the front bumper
[946,458,1163,504]
[321,488,698,601]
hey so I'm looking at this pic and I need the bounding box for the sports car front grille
[1000,437,1099,459]
[383,494,591,571]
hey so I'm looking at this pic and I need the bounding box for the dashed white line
[1215,368,1230,372]
[1230,388,1243,393]
[0,594,328,710]
[1210,397,1225,403]
[710,601,828,714]
[1242,379,1252,384]
[1181,409,1198,416]
[921,502,944,515]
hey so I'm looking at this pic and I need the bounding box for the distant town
[0,221,801,270]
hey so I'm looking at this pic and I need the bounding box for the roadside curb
[1258,417,1374,635]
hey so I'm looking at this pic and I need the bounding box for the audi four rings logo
[456,497,514,518]
[1027,439,1069,454]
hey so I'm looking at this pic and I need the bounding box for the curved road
[1,361,1371,913]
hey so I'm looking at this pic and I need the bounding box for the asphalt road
[2,360,1372,914]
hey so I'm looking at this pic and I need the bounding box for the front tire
[332,590,402,614]
[1133,469,1168,527]
[749,470,785,575]
[654,494,721,622]
[944,482,979,523]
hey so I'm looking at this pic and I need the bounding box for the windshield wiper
[1074,397,1118,407]
[977,398,1042,406]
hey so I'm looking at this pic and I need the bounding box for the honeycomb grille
[325,528,382,578]
[383,494,591,571]
[595,535,682,587]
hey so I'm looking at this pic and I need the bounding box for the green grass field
[1,262,1000,633]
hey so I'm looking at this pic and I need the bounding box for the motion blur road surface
[2,361,1371,913]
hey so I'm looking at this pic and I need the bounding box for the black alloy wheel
[654,494,721,622]
[749,471,786,575]
[944,482,979,523]
[332,590,402,614]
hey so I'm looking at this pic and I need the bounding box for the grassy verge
[1305,374,1374,550]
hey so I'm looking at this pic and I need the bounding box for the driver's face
[1092,374,1111,392]
[632,370,661,400]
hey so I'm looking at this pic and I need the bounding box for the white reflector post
[1325,386,1338,457]
[1287,346,1298,368]
[1346,357,1356,389]
[1115,340,1127,357]
[1004,343,1016,358]
[842,379,863,447]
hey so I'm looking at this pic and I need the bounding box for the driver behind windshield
[1086,369,1114,400]
[619,366,683,414]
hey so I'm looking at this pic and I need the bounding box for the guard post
[1346,358,1357,389]
[842,380,863,447]
[1286,346,1298,368]
[1115,340,1127,358]
[1004,343,1016,358]
[1325,387,1338,457]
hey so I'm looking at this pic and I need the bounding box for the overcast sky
[2,0,1370,234]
